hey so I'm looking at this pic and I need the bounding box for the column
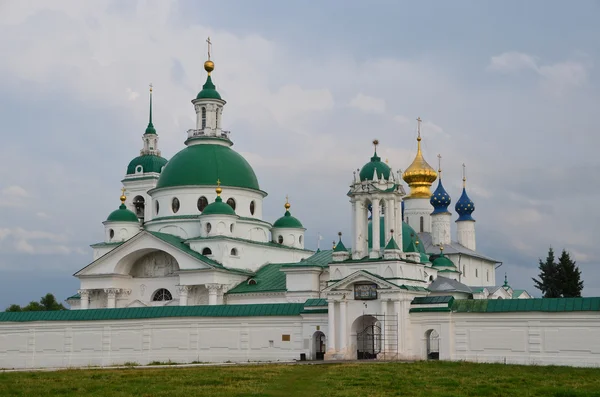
[381,299,388,354]
[394,300,402,354]
[218,285,229,305]
[351,200,358,257]
[104,288,121,309]
[205,284,220,305]
[370,198,380,258]
[78,290,90,310]
[339,299,347,354]
[327,300,336,354]
[178,286,192,306]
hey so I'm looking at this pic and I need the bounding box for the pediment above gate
[324,270,399,292]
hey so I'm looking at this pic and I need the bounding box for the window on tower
[133,196,145,220]
[152,289,172,302]
[172,197,180,214]
[197,196,208,212]
[420,216,424,233]
[227,198,236,211]
[201,107,207,129]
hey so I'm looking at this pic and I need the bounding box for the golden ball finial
[215,179,222,196]
[120,187,126,204]
[440,245,444,251]
[204,60,214,74]
[284,195,291,210]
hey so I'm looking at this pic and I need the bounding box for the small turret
[455,164,476,250]
[103,188,140,243]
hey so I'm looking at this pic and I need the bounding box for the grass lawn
[2,361,600,397]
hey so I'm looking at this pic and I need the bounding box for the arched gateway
[352,315,382,360]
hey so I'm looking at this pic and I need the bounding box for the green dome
[432,253,455,268]
[359,152,391,181]
[156,144,260,190]
[127,155,168,175]
[273,210,304,228]
[367,217,429,262]
[196,76,222,100]
[202,196,236,216]
[106,204,139,223]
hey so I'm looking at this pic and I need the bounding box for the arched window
[198,196,208,212]
[487,270,489,282]
[248,279,257,285]
[250,200,255,215]
[215,108,219,128]
[278,235,284,244]
[463,265,466,275]
[152,289,172,302]
[202,247,212,255]
[205,223,212,234]
[230,223,234,233]
[133,196,145,219]
[420,216,424,233]
[201,107,207,129]
[299,235,303,245]
[109,229,115,239]
[230,248,238,256]
[155,200,160,215]
[226,198,236,210]
[172,197,180,214]
[475,268,478,278]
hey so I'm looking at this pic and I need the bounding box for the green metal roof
[196,75,222,100]
[432,253,455,268]
[359,151,391,181]
[155,144,259,190]
[304,298,328,307]
[368,219,429,262]
[451,297,600,313]
[512,290,527,299]
[106,204,139,223]
[333,239,347,252]
[227,263,287,294]
[384,236,400,250]
[0,303,306,323]
[202,196,236,216]
[126,155,168,175]
[412,296,454,305]
[273,210,303,228]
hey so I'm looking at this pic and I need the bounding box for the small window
[133,196,145,218]
[230,223,234,233]
[299,235,303,244]
[215,108,219,128]
[226,198,236,210]
[487,270,489,282]
[152,289,172,302]
[155,200,159,215]
[282,335,291,342]
[201,107,207,129]
[278,235,283,244]
[135,165,143,173]
[231,248,238,256]
[463,265,466,275]
[206,222,212,234]
[250,200,255,215]
[475,268,478,278]
[248,279,257,285]
[109,229,114,239]
[198,196,208,212]
[172,197,180,213]
[202,247,212,255]
[420,216,424,233]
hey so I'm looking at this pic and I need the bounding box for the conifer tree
[557,249,584,297]
[532,247,561,298]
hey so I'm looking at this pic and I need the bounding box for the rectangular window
[354,283,378,300]
[282,335,291,342]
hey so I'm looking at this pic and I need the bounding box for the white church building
[1,47,599,369]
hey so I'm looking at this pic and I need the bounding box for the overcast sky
[0,0,598,308]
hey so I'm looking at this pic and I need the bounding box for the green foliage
[533,248,584,298]
[2,361,600,396]
[5,293,66,312]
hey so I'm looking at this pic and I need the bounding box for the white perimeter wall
[0,315,328,369]
[410,311,600,367]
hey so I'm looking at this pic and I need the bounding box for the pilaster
[78,289,90,310]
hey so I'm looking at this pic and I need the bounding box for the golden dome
[204,60,214,75]
[402,119,438,198]
[215,179,222,196]
[120,187,127,204]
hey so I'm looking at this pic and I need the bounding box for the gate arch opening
[312,331,326,360]
[351,315,381,360]
[425,329,439,360]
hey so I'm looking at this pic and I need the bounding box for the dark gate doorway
[426,329,439,360]
[313,331,325,360]
[356,316,381,360]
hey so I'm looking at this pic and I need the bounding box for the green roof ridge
[384,236,400,250]
[333,238,347,252]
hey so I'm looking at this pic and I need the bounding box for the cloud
[487,51,589,95]
[0,227,85,256]
[0,185,29,207]
[349,93,386,114]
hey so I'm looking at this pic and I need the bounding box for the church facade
[1,49,599,369]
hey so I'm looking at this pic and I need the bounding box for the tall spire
[402,117,438,198]
[145,84,156,135]
[196,36,221,100]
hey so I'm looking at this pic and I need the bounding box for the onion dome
[503,273,511,290]
[359,139,391,181]
[273,198,304,228]
[455,167,475,221]
[202,182,236,216]
[196,58,222,100]
[333,232,347,252]
[430,155,451,214]
[402,118,437,198]
[432,247,456,268]
[106,189,139,223]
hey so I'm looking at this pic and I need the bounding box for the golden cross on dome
[217,178,221,187]
[462,163,467,186]
[206,36,212,60]
[416,117,422,140]
[437,154,442,173]
[372,139,379,151]
[149,83,153,93]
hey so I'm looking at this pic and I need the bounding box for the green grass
[1,361,600,397]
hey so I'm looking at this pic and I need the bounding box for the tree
[532,247,561,298]
[556,249,584,297]
[5,293,66,312]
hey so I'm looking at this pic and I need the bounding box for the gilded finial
[332,241,336,249]
[338,231,342,238]
[204,36,214,75]
[462,163,467,187]
[120,187,126,204]
[440,245,444,252]
[416,117,422,141]
[284,195,291,210]
[372,139,379,153]
[437,154,442,174]
[216,179,222,196]
[385,158,389,165]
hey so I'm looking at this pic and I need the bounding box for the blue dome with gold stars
[430,179,451,214]
[455,187,475,221]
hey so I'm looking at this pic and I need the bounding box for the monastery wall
[411,311,600,367]
[0,315,327,369]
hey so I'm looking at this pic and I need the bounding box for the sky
[0,0,598,308]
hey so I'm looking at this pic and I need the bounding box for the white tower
[349,140,405,260]
[430,154,452,246]
[122,85,168,223]
[402,118,438,234]
[455,164,476,250]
